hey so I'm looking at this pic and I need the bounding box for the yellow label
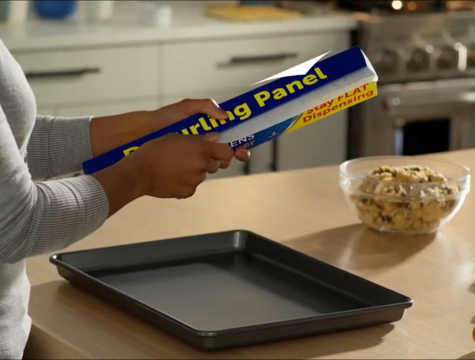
[284,82,377,135]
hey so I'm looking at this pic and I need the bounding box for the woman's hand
[130,132,234,199]
[92,131,235,216]
[148,99,251,163]
[90,98,251,163]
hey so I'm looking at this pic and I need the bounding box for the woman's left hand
[90,98,251,163]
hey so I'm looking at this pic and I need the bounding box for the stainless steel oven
[345,6,475,158]
[351,78,475,157]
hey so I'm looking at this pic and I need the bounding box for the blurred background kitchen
[2,0,475,179]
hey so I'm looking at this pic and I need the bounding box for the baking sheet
[50,230,413,350]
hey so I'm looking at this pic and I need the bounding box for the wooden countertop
[25,150,475,359]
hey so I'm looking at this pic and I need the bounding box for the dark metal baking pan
[50,230,413,351]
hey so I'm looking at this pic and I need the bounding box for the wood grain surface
[25,149,475,359]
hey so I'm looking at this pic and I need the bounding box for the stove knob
[436,46,459,71]
[373,48,399,76]
[407,48,431,73]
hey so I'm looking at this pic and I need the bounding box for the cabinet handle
[25,67,101,80]
[217,53,298,68]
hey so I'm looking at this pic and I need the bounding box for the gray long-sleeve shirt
[0,40,109,358]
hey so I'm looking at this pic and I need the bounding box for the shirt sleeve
[0,106,109,264]
[27,115,93,179]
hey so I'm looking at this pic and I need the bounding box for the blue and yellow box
[82,46,378,175]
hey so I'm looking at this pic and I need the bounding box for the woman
[0,39,250,359]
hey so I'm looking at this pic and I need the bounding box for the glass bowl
[339,156,471,235]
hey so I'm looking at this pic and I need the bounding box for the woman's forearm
[91,152,148,216]
[89,111,155,157]
[27,111,154,180]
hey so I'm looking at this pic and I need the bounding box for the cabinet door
[14,45,161,108]
[162,32,350,96]
[276,110,348,171]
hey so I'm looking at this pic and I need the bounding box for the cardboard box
[82,46,378,175]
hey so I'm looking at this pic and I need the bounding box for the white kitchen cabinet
[14,45,162,108]
[276,110,348,171]
[162,32,349,96]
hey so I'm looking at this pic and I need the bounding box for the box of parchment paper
[82,46,378,175]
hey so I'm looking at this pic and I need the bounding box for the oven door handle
[384,93,475,109]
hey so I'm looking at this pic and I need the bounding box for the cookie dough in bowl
[339,156,471,235]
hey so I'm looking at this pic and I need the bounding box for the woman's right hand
[130,132,233,199]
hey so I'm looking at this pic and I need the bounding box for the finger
[209,142,234,162]
[220,159,231,169]
[178,187,197,200]
[181,98,228,120]
[234,148,251,162]
[207,160,221,174]
[203,132,219,143]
